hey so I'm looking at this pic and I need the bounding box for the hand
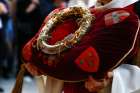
[85,72,113,92]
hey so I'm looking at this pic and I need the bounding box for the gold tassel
[12,64,26,93]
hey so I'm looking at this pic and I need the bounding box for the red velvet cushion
[22,7,140,81]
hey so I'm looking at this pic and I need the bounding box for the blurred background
[0,0,67,93]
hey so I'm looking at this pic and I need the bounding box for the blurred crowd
[0,0,68,92]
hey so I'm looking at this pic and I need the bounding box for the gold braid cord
[37,7,94,54]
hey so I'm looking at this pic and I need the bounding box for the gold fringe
[12,64,26,93]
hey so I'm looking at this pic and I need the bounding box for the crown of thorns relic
[37,7,94,54]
